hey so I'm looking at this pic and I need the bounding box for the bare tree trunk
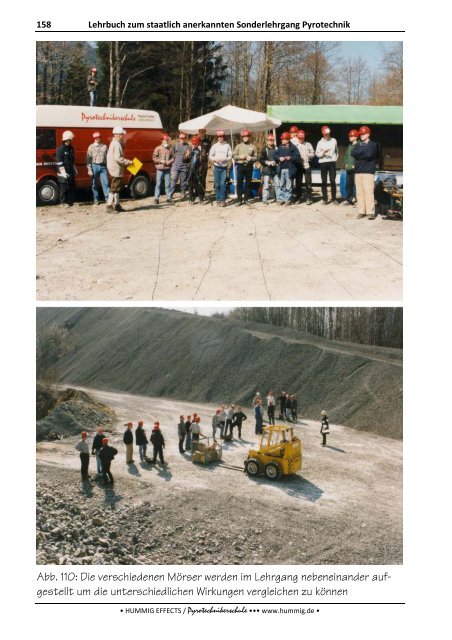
[108,42,114,107]
[114,42,121,107]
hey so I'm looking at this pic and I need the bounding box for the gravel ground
[36,390,403,566]
[36,193,402,301]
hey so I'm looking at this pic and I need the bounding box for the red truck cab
[36,105,164,205]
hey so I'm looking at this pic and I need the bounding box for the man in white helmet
[56,130,77,207]
[106,127,132,213]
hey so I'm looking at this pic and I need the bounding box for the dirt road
[36,196,402,301]
[36,388,402,565]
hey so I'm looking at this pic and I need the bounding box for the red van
[36,105,164,205]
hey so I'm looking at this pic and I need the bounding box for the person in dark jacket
[187,136,203,204]
[87,66,99,106]
[56,131,77,206]
[99,437,118,483]
[285,395,292,422]
[232,406,247,438]
[151,422,166,465]
[184,415,192,452]
[342,129,359,206]
[91,427,105,476]
[75,432,90,480]
[278,391,287,420]
[291,395,298,422]
[178,415,186,453]
[320,410,330,447]
[259,134,279,204]
[123,422,134,464]
[255,401,264,435]
[274,133,300,205]
[170,132,191,198]
[198,128,211,199]
[135,421,148,461]
[352,126,379,220]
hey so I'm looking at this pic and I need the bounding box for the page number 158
[37,21,51,28]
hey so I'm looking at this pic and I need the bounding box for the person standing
[266,390,276,425]
[232,129,257,206]
[151,422,166,464]
[190,417,203,443]
[87,67,99,106]
[342,129,359,206]
[232,406,247,439]
[320,410,330,446]
[99,438,118,484]
[274,132,300,205]
[208,130,232,207]
[289,126,303,201]
[56,131,77,207]
[212,409,223,440]
[91,426,105,477]
[278,391,287,420]
[291,394,298,422]
[295,130,315,204]
[123,422,134,464]
[198,128,211,199]
[152,134,174,205]
[352,126,379,220]
[315,125,339,205]
[285,395,292,422]
[75,432,90,480]
[170,132,191,199]
[86,132,110,205]
[254,401,264,435]
[219,404,227,438]
[106,127,132,213]
[187,135,203,204]
[184,415,192,452]
[135,420,148,462]
[259,134,279,204]
[178,415,186,453]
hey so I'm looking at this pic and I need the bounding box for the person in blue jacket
[274,132,300,205]
[351,126,379,220]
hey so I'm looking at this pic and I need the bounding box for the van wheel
[264,462,282,481]
[130,174,151,199]
[37,179,59,206]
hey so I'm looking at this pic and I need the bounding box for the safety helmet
[348,129,359,138]
[102,437,109,444]
[124,422,133,427]
[62,130,74,141]
[91,67,97,72]
[280,132,290,141]
[112,127,126,135]
[92,132,101,138]
[216,129,225,137]
[359,126,371,136]
[191,135,200,146]
[289,125,299,133]
[321,410,327,416]
[267,133,275,140]
[321,126,331,135]
[241,129,251,137]
[81,432,87,438]
[296,130,305,139]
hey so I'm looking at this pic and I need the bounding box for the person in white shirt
[208,130,232,206]
[315,125,339,205]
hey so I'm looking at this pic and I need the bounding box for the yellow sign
[127,157,143,176]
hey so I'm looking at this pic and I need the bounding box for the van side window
[37,128,56,150]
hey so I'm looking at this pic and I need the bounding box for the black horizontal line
[35,601,406,605]
[35,30,405,33]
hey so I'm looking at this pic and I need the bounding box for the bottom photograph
[36,306,402,566]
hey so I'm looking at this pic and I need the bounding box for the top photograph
[36,41,403,302]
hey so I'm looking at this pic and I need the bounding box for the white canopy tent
[178,105,282,197]
[178,104,281,135]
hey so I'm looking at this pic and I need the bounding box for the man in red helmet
[343,129,359,206]
[170,132,191,199]
[87,66,98,106]
[274,132,300,205]
[75,432,91,480]
[150,422,166,465]
[198,128,211,199]
[98,438,118,484]
[232,129,257,206]
[295,130,314,204]
[152,134,175,205]
[315,125,339,205]
[289,126,303,201]
[352,126,379,219]
[259,133,280,204]
[187,135,204,205]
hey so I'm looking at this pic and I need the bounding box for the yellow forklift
[244,425,302,480]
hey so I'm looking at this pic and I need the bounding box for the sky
[336,41,398,71]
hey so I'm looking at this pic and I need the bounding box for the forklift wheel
[264,462,282,481]
[245,458,261,477]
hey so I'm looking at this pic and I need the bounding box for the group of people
[252,390,298,434]
[56,122,379,219]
